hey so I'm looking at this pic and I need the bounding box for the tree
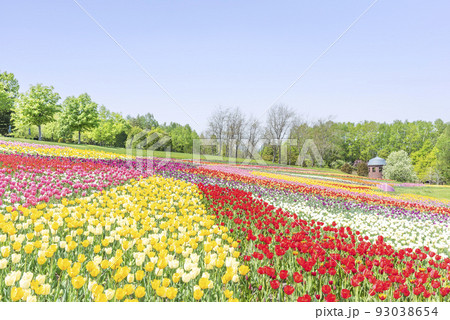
[225,107,246,158]
[42,113,68,142]
[12,84,60,140]
[164,122,199,153]
[309,118,342,166]
[245,116,262,159]
[435,125,450,183]
[411,139,438,182]
[126,126,144,148]
[89,106,128,146]
[207,107,228,156]
[61,93,99,144]
[340,163,353,174]
[0,71,20,135]
[356,162,369,177]
[145,127,170,151]
[290,117,311,164]
[266,104,295,164]
[126,113,159,130]
[383,150,418,182]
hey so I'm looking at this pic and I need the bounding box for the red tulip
[284,285,295,295]
[431,280,440,289]
[293,272,303,283]
[325,294,337,302]
[440,287,450,297]
[270,280,280,290]
[341,289,351,299]
[322,285,331,295]
[297,294,312,302]
[279,270,289,280]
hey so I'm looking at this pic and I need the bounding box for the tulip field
[0,139,449,302]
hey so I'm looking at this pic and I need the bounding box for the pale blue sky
[1,0,449,131]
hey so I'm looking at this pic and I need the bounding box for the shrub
[331,159,345,169]
[340,163,353,174]
[383,150,418,182]
[353,159,363,167]
[301,159,313,167]
[357,162,369,177]
[114,130,128,148]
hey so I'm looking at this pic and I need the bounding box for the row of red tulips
[197,183,450,302]
[186,168,450,215]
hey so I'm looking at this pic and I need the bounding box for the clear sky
[1,0,449,132]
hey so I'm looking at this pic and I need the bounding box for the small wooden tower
[368,156,386,179]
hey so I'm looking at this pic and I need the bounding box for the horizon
[1,0,449,132]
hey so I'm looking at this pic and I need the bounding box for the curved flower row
[198,183,450,302]
[0,176,248,302]
[263,196,450,257]
[251,171,450,208]
[192,161,395,184]
[0,139,129,160]
[184,167,450,215]
[0,151,193,208]
[0,153,147,207]
[166,170,449,225]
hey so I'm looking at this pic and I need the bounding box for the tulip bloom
[270,280,280,290]
[322,285,331,295]
[284,286,295,295]
[341,289,351,299]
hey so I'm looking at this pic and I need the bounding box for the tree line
[1,69,449,183]
[0,70,198,153]
[204,106,449,183]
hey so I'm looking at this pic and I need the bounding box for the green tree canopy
[383,150,418,182]
[12,83,60,140]
[164,123,199,153]
[411,139,438,182]
[88,106,128,146]
[126,113,159,130]
[0,71,20,135]
[435,125,450,183]
[61,93,99,144]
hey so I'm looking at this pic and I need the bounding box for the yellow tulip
[11,287,24,302]
[71,276,85,290]
[135,270,144,281]
[193,289,204,301]
[166,287,178,300]
[135,286,145,298]
[238,265,249,276]
[224,290,233,298]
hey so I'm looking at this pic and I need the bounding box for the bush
[331,159,345,169]
[353,160,363,167]
[357,162,369,177]
[127,126,144,148]
[114,130,128,148]
[300,159,313,167]
[340,163,353,174]
[383,150,418,182]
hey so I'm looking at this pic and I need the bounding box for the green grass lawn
[391,186,450,201]
[0,136,273,165]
